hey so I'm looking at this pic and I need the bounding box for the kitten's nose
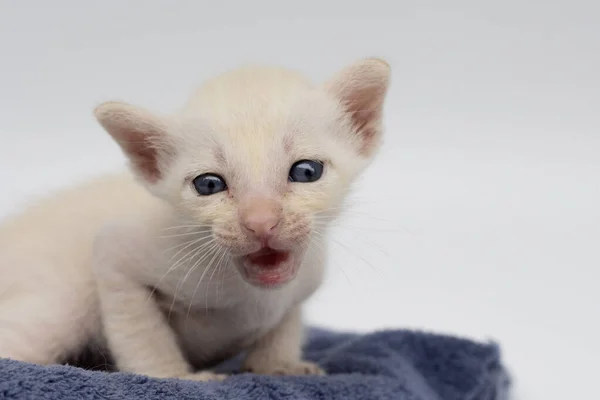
[240,197,282,240]
[243,214,280,238]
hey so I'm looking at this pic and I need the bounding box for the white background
[1,1,598,399]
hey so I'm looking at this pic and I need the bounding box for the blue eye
[192,174,227,196]
[288,160,324,183]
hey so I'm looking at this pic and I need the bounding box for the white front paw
[244,360,325,376]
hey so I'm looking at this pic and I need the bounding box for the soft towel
[0,327,510,400]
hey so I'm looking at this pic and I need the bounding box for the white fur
[0,58,390,380]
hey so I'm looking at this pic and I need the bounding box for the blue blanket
[0,328,510,400]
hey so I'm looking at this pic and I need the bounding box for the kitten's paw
[245,360,325,376]
[177,371,228,382]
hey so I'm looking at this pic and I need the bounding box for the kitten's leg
[93,242,225,381]
[95,272,227,381]
[243,306,325,376]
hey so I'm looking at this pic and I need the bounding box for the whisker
[328,226,393,261]
[312,226,381,275]
[215,251,230,306]
[314,209,403,224]
[171,242,220,324]
[332,237,380,274]
[161,225,214,232]
[203,247,229,313]
[158,230,213,239]
[306,232,353,287]
[312,205,413,234]
[329,222,410,234]
[169,236,214,266]
[184,245,223,326]
[158,240,216,309]
[147,238,216,304]
[161,236,210,254]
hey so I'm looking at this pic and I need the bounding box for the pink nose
[243,214,280,238]
[240,197,282,240]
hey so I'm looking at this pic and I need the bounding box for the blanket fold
[0,328,510,400]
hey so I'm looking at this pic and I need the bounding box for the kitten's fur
[0,58,390,380]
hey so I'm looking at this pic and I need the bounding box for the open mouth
[241,248,294,287]
[247,248,290,267]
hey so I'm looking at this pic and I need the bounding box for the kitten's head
[95,58,390,289]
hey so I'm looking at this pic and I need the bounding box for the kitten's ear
[325,58,391,156]
[94,102,176,184]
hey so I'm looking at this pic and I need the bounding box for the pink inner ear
[344,83,386,155]
[96,102,175,184]
[332,80,386,157]
[120,129,163,184]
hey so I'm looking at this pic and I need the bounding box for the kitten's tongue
[247,248,289,269]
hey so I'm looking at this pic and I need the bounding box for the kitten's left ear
[325,58,391,156]
[94,101,176,185]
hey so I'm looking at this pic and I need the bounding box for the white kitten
[0,58,390,380]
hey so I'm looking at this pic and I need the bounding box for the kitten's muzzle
[239,195,282,244]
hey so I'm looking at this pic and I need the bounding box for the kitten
[0,58,390,380]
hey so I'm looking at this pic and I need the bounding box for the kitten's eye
[192,174,227,196]
[288,160,324,183]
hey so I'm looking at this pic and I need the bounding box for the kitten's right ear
[94,102,176,184]
[325,58,391,157]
